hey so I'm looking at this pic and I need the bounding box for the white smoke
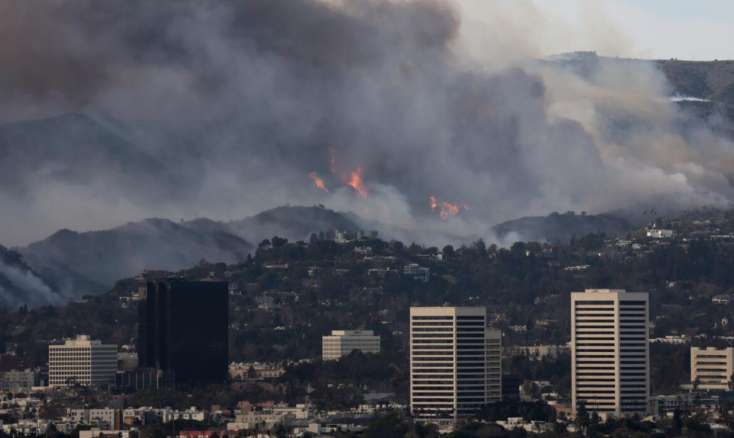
[0,260,62,308]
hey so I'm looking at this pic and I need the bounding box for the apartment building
[691,347,734,391]
[322,330,381,361]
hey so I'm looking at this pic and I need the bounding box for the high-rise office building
[691,347,734,391]
[571,289,650,417]
[409,307,502,425]
[486,329,502,401]
[137,280,229,385]
[322,330,381,361]
[49,335,117,387]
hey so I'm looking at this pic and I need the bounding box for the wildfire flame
[346,167,368,198]
[429,195,463,220]
[308,171,329,192]
[429,195,439,210]
[327,150,368,198]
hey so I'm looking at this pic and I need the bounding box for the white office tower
[410,307,502,425]
[691,347,734,390]
[48,335,118,387]
[321,330,381,361]
[571,289,650,417]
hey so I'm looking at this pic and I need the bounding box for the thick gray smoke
[1,0,733,247]
[0,260,61,308]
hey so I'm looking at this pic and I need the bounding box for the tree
[576,401,590,436]
[442,245,454,259]
[590,411,601,434]
[671,408,683,435]
[272,423,288,438]
[362,411,408,438]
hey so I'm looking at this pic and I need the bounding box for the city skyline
[1,0,733,435]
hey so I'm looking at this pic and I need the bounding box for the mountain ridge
[492,211,633,243]
[10,206,362,305]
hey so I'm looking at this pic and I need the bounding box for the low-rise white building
[79,430,130,438]
[509,344,570,360]
[48,335,117,387]
[403,264,430,282]
[1,419,51,436]
[496,418,555,434]
[0,369,35,393]
[691,347,734,391]
[322,330,380,361]
[227,404,312,431]
[67,408,119,430]
[646,228,674,239]
[229,362,285,380]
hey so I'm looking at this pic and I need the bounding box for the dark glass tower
[137,280,229,385]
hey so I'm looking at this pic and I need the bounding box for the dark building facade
[138,280,229,385]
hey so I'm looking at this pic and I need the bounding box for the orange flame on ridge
[429,195,439,210]
[308,172,329,192]
[429,195,463,220]
[347,167,368,198]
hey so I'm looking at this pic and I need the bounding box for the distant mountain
[228,205,361,244]
[12,205,360,302]
[546,52,734,137]
[0,245,61,309]
[18,218,253,298]
[492,211,633,243]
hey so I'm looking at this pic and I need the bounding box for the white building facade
[646,228,674,239]
[691,347,734,391]
[322,330,381,361]
[410,307,502,426]
[571,289,650,417]
[48,335,118,387]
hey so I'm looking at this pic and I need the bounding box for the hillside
[18,219,253,298]
[658,59,734,105]
[492,211,632,243]
[228,205,361,244]
[12,206,360,303]
[5,207,734,400]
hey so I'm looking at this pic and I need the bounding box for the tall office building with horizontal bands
[410,307,502,425]
[691,347,734,391]
[486,329,502,401]
[322,330,381,361]
[49,335,117,387]
[137,280,229,385]
[571,289,650,417]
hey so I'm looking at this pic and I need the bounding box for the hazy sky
[519,0,734,61]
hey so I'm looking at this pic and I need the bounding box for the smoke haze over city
[1,0,734,247]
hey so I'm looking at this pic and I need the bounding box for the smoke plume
[0,258,61,308]
[0,0,733,248]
